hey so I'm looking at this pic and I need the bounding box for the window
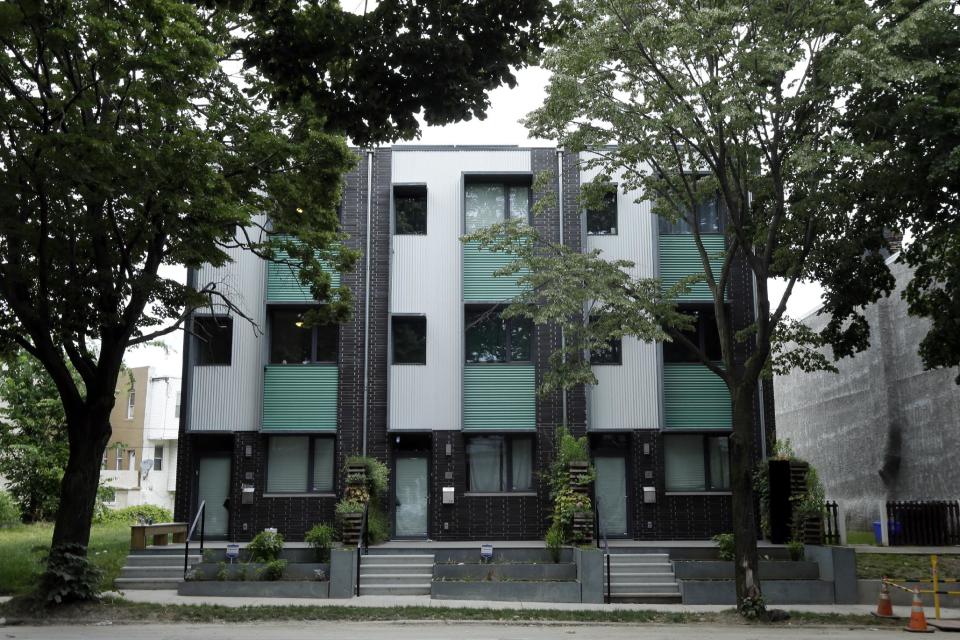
[153,445,164,472]
[115,446,122,470]
[590,338,622,365]
[126,389,135,419]
[174,391,181,420]
[266,436,335,493]
[464,182,530,233]
[269,309,337,364]
[465,306,532,363]
[128,449,136,471]
[466,435,534,492]
[194,316,233,366]
[392,316,426,364]
[664,434,730,492]
[586,188,618,235]
[659,195,723,235]
[662,307,723,363]
[394,185,427,235]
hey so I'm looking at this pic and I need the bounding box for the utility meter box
[241,485,255,505]
[642,486,657,504]
[442,486,455,504]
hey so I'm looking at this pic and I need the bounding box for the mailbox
[642,486,657,504]
[241,485,255,505]
[442,486,455,505]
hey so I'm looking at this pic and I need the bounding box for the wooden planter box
[339,511,363,546]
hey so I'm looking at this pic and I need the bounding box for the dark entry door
[395,454,429,538]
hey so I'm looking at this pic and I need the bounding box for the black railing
[886,500,960,546]
[824,500,840,545]
[184,500,206,578]
[594,496,610,604]
[355,503,369,596]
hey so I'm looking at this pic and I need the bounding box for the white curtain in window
[267,437,308,492]
[465,184,505,233]
[467,436,502,492]
[311,438,335,492]
[511,437,533,491]
[664,435,705,491]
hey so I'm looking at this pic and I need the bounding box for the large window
[586,188,618,235]
[126,389,136,419]
[590,338,622,365]
[662,307,723,363]
[466,435,534,493]
[392,316,426,364]
[269,309,337,364]
[194,316,233,366]
[153,445,164,472]
[465,306,532,363]
[464,182,530,233]
[659,195,723,235]
[266,436,335,493]
[394,185,427,235]
[664,434,730,492]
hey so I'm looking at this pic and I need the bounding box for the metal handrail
[183,500,206,578]
[355,503,369,596]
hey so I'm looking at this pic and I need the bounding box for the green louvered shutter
[463,364,536,431]
[662,362,731,429]
[658,234,725,301]
[262,365,338,431]
[462,241,527,302]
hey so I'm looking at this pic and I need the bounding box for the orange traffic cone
[904,588,933,633]
[873,579,895,618]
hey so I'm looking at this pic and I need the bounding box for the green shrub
[545,522,564,563]
[787,540,805,561]
[247,530,284,562]
[257,559,287,581]
[713,533,735,561]
[305,523,335,561]
[0,491,21,526]
[96,504,172,525]
[335,499,365,516]
[38,543,104,604]
[343,456,389,500]
[216,561,228,581]
[366,506,390,545]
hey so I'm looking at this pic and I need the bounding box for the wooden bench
[130,522,188,551]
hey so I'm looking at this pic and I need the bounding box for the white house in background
[100,366,181,512]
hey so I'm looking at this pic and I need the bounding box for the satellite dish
[140,458,154,477]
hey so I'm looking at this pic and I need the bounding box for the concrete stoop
[358,553,434,596]
[116,549,199,591]
[605,553,681,603]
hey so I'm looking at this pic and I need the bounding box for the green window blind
[664,435,705,492]
[266,437,308,492]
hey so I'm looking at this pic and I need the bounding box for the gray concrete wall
[774,259,960,529]
[680,579,835,605]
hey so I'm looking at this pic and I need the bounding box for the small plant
[313,568,327,581]
[545,522,564,563]
[305,523,335,561]
[335,499,365,515]
[248,530,284,562]
[38,543,104,604]
[739,593,767,620]
[257,559,287,581]
[0,490,20,526]
[216,561,228,581]
[237,564,248,581]
[713,533,735,561]
[95,504,172,525]
[787,540,804,561]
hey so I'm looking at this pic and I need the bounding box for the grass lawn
[846,530,877,545]
[856,552,960,580]
[0,521,129,596]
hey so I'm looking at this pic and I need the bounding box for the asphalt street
[0,622,904,640]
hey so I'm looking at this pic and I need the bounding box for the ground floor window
[465,435,534,492]
[664,434,730,492]
[266,436,335,493]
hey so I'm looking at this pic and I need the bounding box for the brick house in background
[174,146,774,542]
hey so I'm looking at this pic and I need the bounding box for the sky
[122,65,826,374]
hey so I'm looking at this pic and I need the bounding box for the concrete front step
[126,554,201,567]
[358,563,433,574]
[358,584,431,596]
[607,572,677,583]
[115,577,183,590]
[611,593,683,603]
[610,582,680,594]
[357,573,433,585]
[608,563,673,572]
[120,566,187,579]
[361,554,434,565]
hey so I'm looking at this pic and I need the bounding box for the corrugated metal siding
[389,149,531,431]
[658,234,725,301]
[189,223,266,432]
[462,241,526,302]
[662,362,731,429]
[261,365,338,432]
[462,364,536,431]
[580,155,660,430]
[266,241,341,303]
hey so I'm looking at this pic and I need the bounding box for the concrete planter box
[434,563,576,581]
[673,560,819,580]
[432,580,581,602]
[680,579,834,605]
[430,548,574,564]
[190,562,329,581]
[179,580,330,598]
[203,548,333,563]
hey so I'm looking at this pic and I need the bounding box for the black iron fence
[886,500,960,546]
[823,500,840,545]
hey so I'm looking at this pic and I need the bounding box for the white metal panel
[580,153,660,430]
[389,149,531,431]
[189,221,267,432]
[145,376,181,441]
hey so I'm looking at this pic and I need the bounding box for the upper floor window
[153,445,164,472]
[663,307,722,363]
[590,338,623,365]
[465,306,532,363]
[126,389,136,419]
[464,182,530,233]
[193,316,233,366]
[586,188,618,235]
[392,315,427,364]
[269,308,337,364]
[659,195,723,235]
[394,185,427,235]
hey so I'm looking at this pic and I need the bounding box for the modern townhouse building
[173,146,774,542]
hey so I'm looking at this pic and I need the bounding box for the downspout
[362,150,373,457]
[557,150,568,430]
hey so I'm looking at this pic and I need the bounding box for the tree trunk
[50,409,112,552]
[730,382,762,615]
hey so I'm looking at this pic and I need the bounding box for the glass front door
[197,456,231,538]
[595,455,629,538]
[395,455,428,538]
